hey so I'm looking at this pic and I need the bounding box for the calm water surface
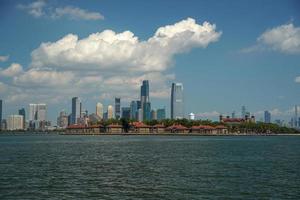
[0,134,299,199]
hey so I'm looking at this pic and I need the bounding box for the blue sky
[0,0,300,123]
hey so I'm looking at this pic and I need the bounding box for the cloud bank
[0,18,221,107]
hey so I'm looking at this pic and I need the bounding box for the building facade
[7,115,24,130]
[107,105,113,119]
[0,99,2,130]
[122,107,131,120]
[18,108,26,129]
[264,110,271,123]
[171,83,184,119]
[141,80,151,121]
[157,108,166,120]
[57,111,68,128]
[96,102,103,119]
[115,98,121,120]
[71,97,81,124]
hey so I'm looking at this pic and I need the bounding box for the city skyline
[0,0,300,123]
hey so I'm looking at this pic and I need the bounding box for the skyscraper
[141,80,150,121]
[115,98,121,120]
[130,101,138,120]
[29,104,47,121]
[241,106,246,119]
[264,110,271,123]
[7,115,24,130]
[71,97,81,124]
[0,99,2,130]
[18,108,26,129]
[151,110,157,120]
[107,105,113,119]
[294,105,298,127]
[57,110,68,128]
[96,102,103,119]
[121,107,131,120]
[171,83,184,119]
[157,108,166,120]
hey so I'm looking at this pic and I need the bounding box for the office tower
[0,99,2,130]
[107,105,113,119]
[57,111,68,128]
[141,80,150,121]
[130,101,138,120]
[71,97,81,124]
[115,98,121,120]
[241,106,246,119]
[96,102,103,119]
[18,108,26,129]
[264,111,271,123]
[7,115,24,130]
[157,108,166,120]
[29,104,47,121]
[231,111,236,118]
[295,105,298,127]
[122,107,131,120]
[151,110,157,120]
[138,108,143,122]
[171,83,184,119]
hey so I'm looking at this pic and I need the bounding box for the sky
[0,0,300,124]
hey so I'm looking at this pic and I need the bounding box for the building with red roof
[165,124,189,133]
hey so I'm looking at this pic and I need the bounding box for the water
[0,134,299,199]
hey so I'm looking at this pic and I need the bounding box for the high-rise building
[29,104,47,121]
[0,99,2,130]
[241,106,246,119]
[122,107,131,120]
[107,105,113,119]
[157,108,166,120]
[231,111,236,118]
[71,97,81,124]
[264,110,271,123]
[57,110,68,128]
[96,102,103,119]
[130,101,138,120]
[151,110,157,120]
[294,105,298,127]
[171,83,184,119]
[115,98,121,120]
[29,104,47,129]
[138,108,143,122]
[141,80,150,121]
[7,115,24,130]
[18,108,26,129]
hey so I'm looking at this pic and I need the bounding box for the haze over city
[0,0,300,124]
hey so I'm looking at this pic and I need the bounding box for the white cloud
[0,63,23,77]
[17,0,46,18]
[53,6,104,20]
[242,23,300,54]
[17,0,104,21]
[295,76,300,83]
[2,18,221,108]
[30,18,221,72]
[0,55,9,62]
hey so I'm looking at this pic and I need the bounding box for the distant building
[89,113,101,124]
[264,111,271,123]
[7,115,24,130]
[71,97,81,124]
[96,102,103,119]
[157,108,166,120]
[231,111,235,119]
[141,80,150,121]
[115,98,121,120]
[189,113,195,120]
[57,111,68,128]
[29,103,47,129]
[138,108,143,122]
[220,115,255,124]
[130,101,138,120]
[1,119,7,130]
[171,83,184,119]
[0,99,2,130]
[241,106,246,118]
[107,105,113,119]
[151,110,157,120]
[121,107,131,120]
[18,108,26,129]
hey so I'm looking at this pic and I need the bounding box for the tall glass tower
[171,83,184,119]
[115,98,121,120]
[140,80,150,121]
[71,97,81,124]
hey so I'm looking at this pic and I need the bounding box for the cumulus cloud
[0,55,9,62]
[295,76,300,83]
[30,18,221,72]
[17,0,104,21]
[0,63,23,77]
[242,23,300,54]
[2,18,221,107]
